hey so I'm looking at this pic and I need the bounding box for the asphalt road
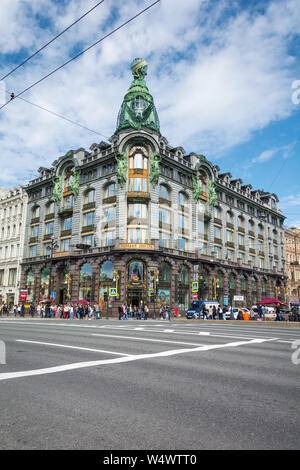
[0,318,299,450]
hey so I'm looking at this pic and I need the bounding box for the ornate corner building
[20,58,287,312]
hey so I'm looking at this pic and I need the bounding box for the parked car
[226,307,250,320]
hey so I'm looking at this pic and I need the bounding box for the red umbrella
[41,299,54,303]
[258,298,284,305]
[74,299,91,305]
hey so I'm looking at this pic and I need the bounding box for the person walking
[144,304,149,320]
[20,304,25,317]
[275,303,282,322]
[29,304,35,317]
[174,306,179,318]
[118,305,123,320]
[222,305,227,321]
[37,304,41,318]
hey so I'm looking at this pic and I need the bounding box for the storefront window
[40,267,50,300]
[79,263,93,301]
[26,269,35,302]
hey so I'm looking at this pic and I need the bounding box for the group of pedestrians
[118,304,150,320]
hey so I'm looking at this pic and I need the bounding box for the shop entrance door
[127,288,144,307]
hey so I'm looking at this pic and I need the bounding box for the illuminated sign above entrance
[119,244,155,250]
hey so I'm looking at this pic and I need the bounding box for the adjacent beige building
[0,186,28,307]
[285,227,300,305]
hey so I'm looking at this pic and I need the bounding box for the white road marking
[91,333,205,347]
[0,338,276,382]
[15,340,130,356]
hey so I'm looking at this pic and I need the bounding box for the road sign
[52,292,56,299]
[223,296,229,306]
[148,288,154,296]
[109,288,117,297]
[192,281,198,293]
[19,290,27,302]
[192,293,198,300]
[234,295,244,301]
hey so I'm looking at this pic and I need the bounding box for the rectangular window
[199,241,207,255]
[82,234,95,247]
[215,246,222,259]
[83,211,95,227]
[214,226,221,239]
[0,269,4,285]
[8,268,17,286]
[238,252,246,263]
[30,225,39,237]
[104,207,116,223]
[29,245,37,257]
[227,249,234,260]
[61,238,71,252]
[45,222,53,235]
[63,217,72,231]
[160,231,171,248]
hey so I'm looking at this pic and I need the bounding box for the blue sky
[0,0,299,227]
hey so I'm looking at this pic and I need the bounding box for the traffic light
[104,292,108,302]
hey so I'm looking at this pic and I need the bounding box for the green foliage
[150,152,161,188]
[52,175,62,206]
[116,152,128,188]
[70,168,81,200]
[192,175,203,202]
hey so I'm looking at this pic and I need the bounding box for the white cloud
[0,0,300,187]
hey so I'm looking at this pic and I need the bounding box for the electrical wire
[0,0,106,81]
[0,85,109,138]
[0,0,160,112]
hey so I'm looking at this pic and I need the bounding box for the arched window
[128,145,149,192]
[64,165,74,190]
[229,274,236,291]
[79,263,93,301]
[179,192,188,207]
[99,261,115,303]
[160,184,171,201]
[26,269,35,302]
[40,267,50,300]
[178,265,189,311]
[84,189,95,204]
[128,261,144,283]
[158,262,171,307]
[240,274,246,291]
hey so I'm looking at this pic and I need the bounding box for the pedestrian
[118,305,123,320]
[203,305,208,319]
[257,305,263,319]
[20,304,25,317]
[29,304,35,317]
[275,303,282,322]
[160,306,164,320]
[144,304,149,320]
[212,305,217,320]
[243,310,250,321]
[218,306,223,320]
[13,305,17,317]
[123,304,128,320]
[222,306,227,321]
[174,306,179,318]
[37,304,41,317]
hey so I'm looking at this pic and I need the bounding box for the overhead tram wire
[0,0,106,82]
[0,0,160,112]
[0,86,109,139]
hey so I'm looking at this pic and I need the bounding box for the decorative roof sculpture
[116,58,160,133]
